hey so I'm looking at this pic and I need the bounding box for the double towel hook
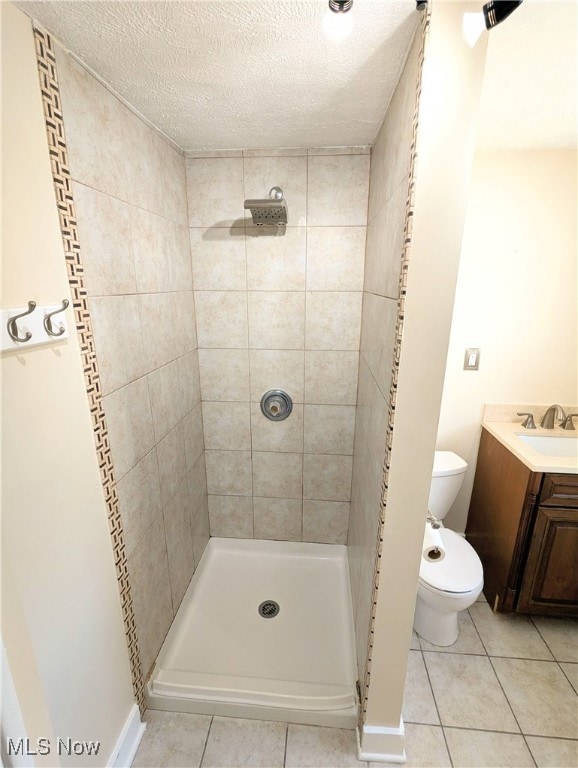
[44,299,69,337]
[7,301,36,342]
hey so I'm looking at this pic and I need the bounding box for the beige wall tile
[173,291,197,355]
[138,293,179,372]
[116,449,162,557]
[243,148,306,157]
[178,351,202,413]
[72,182,136,296]
[249,350,305,403]
[303,454,353,501]
[121,108,165,215]
[163,477,195,611]
[360,292,397,397]
[156,421,187,506]
[198,348,250,401]
[55,48,128,200]
[157,136,189,226]
[190,227,246,290]
[186,157,244,227]
[304,405,355,455]
[103,377,156,480]
[364,180,407,299]
[246,226,306,290]
[205,450,252,496]
[251,402,303,453]
[195,291,248,348]
[192,496,210,567]
[189,453,210,564]
[305,291,362,351]
[168,223,193,292]
[304,351,359,405]
[302,500,350,545]
[306,227,366,292]
[307,155,370,226]
[253,497,302,541]
[90,295,146,395]
[202,401,251,450]
[248,291,305,349]
[130,207,172,293]
[244,156,307,226]
[208,495,253,538]
[252,451,303,500]
[308,146,370,156]
[183,404,204,473]
[147,360,184,442]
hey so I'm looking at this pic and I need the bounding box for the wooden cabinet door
[517,506,578,616]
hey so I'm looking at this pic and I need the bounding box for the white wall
[438,150,578,532]
[1,4,136,764]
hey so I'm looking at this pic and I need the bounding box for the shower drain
[258,600,280,619]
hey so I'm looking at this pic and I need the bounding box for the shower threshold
[147,537,358,728]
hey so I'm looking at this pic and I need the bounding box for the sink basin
[517,434,578,458]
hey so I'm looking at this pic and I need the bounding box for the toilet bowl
[413,451,484,646]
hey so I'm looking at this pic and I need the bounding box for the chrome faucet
[560,414,578,431]
[540,404,566,429]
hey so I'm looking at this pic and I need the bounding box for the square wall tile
[304,405,355,455]
[307,155,370,226]
[178,351,202,413]
[198,348,250,401]
[252,451,303,500]
[116,449,162,557]
[249,350,304,403]
[103,377,155,480]
[205,450,252,496]
[147,360,183,442]
[156,421,187,506]
[183,404,204,473]
[202,401,251,451]
[173,291,197,356]
[253,497,302,541]
[303,454,353,501]
[162,477,195,612]
[138,293,179,372]
[130,207,172,293]
[248,291,305,349]
[186,157,244,227]
[244,155,307,226]
[190,227,246,290]
[304,351,359,405]
[72,182,136,297]
[90,295,146,396]
[306,227,366,292]
[251,403,303,453]
[302,500,349,544]
[195,291,248,348]
[208,495,253,538]
[168,223,193,292]
[305,292,362,351]
[246,227,306,291]
[360,292,397,397]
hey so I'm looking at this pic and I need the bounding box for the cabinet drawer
[539,475,578,507]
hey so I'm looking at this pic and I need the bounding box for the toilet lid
[432,451,468,477]
[420,529,483,593]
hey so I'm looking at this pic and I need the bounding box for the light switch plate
[464,347,480,370]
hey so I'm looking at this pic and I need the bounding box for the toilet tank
[428,451,468,520]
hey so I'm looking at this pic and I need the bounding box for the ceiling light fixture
[323,0,354,42]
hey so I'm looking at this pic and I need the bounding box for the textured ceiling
[477,1,577,150]
[18,0,419,151]
[16,0,577,152]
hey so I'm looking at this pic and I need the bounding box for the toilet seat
[419,528,483,594]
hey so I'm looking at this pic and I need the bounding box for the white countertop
[483,421,578,475]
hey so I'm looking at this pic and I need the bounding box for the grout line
[198,716,213,768]
[420,649,453,767]
[283,722,289,768]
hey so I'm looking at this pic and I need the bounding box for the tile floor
[133,596,577,767]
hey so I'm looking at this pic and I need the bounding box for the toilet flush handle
[426,510,441,529]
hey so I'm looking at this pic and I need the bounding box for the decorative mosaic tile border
[359,7,431,726]
[33,26,145,715]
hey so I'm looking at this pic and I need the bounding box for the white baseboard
[357,720,406,763]
[108,704,146,768]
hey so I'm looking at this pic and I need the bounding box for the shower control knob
[269,186,284,200]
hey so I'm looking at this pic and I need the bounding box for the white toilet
[413,451,484,646]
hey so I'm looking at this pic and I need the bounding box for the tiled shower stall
[52,20,423,695]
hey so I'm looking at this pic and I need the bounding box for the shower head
[244,187,288,227]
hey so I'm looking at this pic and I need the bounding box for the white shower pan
[147,537,358,727]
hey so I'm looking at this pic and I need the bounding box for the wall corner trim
[107,704,146,768]
[357,720,406,763]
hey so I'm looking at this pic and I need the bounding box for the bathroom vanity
[466,424,578,617]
